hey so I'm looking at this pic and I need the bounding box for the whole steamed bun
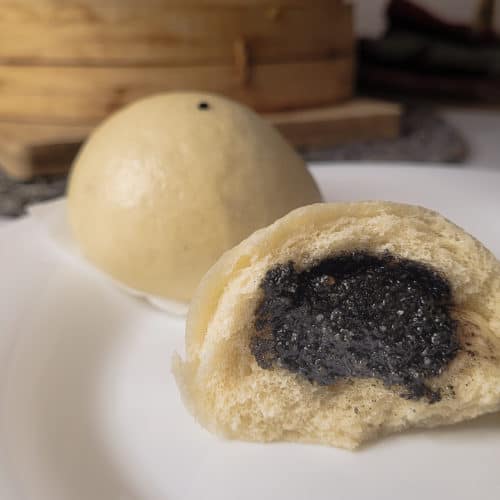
[67,92,321,302]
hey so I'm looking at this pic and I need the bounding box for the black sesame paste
[251,252,460,402]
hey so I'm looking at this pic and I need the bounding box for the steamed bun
[67,92,321,302]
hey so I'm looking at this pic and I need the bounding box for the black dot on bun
[198,101,210,110]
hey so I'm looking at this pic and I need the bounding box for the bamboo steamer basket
[0,0,354,124]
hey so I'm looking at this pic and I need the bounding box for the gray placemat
[0,172,67,217]
[301,107,468,163]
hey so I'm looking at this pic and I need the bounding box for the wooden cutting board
[267,99,401,150]
[0,99,401,180]
[0,123,89,179]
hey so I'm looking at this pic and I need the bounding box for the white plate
[1,164,500,500]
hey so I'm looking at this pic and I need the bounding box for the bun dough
[67,92,321,302]
[173,202,500,449]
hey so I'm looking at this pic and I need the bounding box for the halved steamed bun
[174,201,500,449]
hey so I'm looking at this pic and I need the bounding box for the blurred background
[1,0,499,217]
[355,0,500,37]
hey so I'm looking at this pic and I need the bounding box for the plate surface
[1,164,500,500]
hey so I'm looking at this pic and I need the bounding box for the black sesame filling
[251,252,459,402]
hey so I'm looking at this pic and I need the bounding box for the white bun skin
[67,92,321,302]
[174,201,500,449]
